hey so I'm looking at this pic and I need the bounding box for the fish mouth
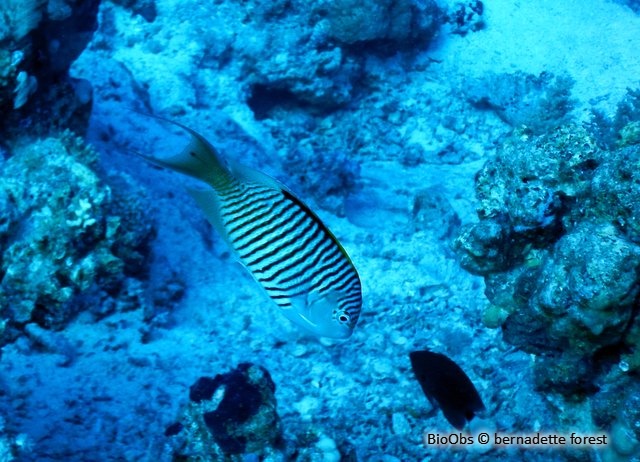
[297,313,353,339]
[278,299,353,339]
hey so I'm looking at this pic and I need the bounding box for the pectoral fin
[279,293,315,328]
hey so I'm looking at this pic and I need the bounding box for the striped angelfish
[138,117,362,339]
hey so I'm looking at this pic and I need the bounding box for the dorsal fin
[227,159,286,191]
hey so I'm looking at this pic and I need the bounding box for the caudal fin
[134,114,231,187]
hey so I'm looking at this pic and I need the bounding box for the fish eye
[337,312,351,324]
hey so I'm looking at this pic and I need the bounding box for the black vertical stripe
[235,208,304,255]
[243,215,316,265]
[226,204,285,238]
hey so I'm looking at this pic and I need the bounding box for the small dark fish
[409,349,485,430]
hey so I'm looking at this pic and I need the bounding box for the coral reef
[445,0,485,35]
[239,5,358,113]
[455,125,600,273]
[587,87,640,149]
[93,0,444,122]
[167,363,284,460]
[241,0,443,112]
[464,71,576,135]
[0,133,156,346]
[0,0,100,136]
[454,124,640,457]
[319,0,441,49]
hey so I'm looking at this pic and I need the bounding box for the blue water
[1,0,640,461]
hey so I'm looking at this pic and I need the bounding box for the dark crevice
[247,84,310,120]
